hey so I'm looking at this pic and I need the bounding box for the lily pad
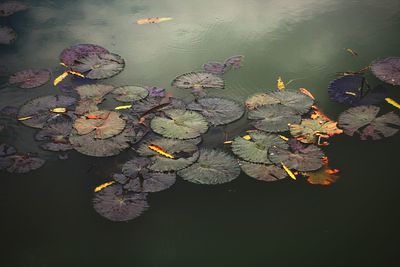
[0,1,28,17]
[0,26,17,45]
[328,75,387,106]
[18,95,76,129]
[231,131,288,164]
[187,97,244,126]
[74,110,126,139]
[137,137,199,172]
[371,57,400,86]
[224,55,244,69]
[9,69,51,89]
[290,119,343,144]
[60,44,109,66]
[0,143,16,157]
[112,85,149,102]
[248,104,301,132]
[245,90,314,114]
[177,149,240,185]
[338,105,400,140]
[269,144,325,172]
[305,165,339,186]
[121,157,151,178]
[0,154,45,173]
[150,109,208,139]
[145,86,166,97]
[71,53,125,79]
[93,184,149,222]
[203,62,227,74]
[172,72,224,90]
[74,84,114,115]
[35,115,73,151]
[239,161,287,182]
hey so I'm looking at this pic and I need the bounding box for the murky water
[1,0,400,266]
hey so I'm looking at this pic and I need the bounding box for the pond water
[1,0,400,266]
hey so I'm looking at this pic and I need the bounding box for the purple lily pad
[371,57,400,86]
[9,69,51,89]
[0,143,16,157]
[172,72,224,90]
[145,86,166,97]
[0,106,18,117]
[59,44,109,66]
[0,26,17,45]
[338,105,400,140]
[35,115,73,151]
[93,183,149,222]
[0,1,28,17]
[0,154,45,173]
[239,161,287,182]
[224,55,244,69]
[203,62,227,74]
[18,95,76,129]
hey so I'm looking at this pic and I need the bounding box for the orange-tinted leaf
[306,165,340,186]
[148,144,175,159]
[94,181,115,192]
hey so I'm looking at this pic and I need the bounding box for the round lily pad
[177,149,240,185]
[172,72,224,90]
[231,131,288,164]
[338,105,400,140]
[328,75,387,106]
[71,53,125,80]
[73,111,126,139]
[0,1,28,17]
[0,26,17,45]
[248,104,301,132]
[239,161,287,182]
[290,119,343,144]
[0,154,45,173]
[18,95,76,129]
[60,44,109,66]
[93,184,149,222]
[112,85,149,102]
[150,109,208,139]
[371,57,400,86]
[35,115,73,151]
[187,97,244,126]
[9,69,51,89]
[269,144,324,172]
[245,90,314,114]
[137,137,199,172]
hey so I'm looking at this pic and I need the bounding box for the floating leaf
[172,72,224,90]
[18,95,76,129]
[59,44,109,66]
[93,184,149,222]
[137,137,199,172]
[305,165,340,186]
[74,111,126,139]
[74,84,114,115]
[150,109,208,139]
[385,98,400,109]
[187,97,244,126]
[0,1,28,17]
[290,119,343,144]
[277,76,285,90]
[145,86,166,97]
[112,85,149,102]
[224,55,244,69]
[269,144,325,172]
[0,26,17,45]
[371,57,400,86]
[121,157,151,178]
[35,115,73,151]
[338,105,400,140]
[0,154,45,173]
[94,181,115,192]
[239,161,287,182]
[248,104,301,132]
[136,17,173,24]
[231,131,288,164]
[245,90,313,114]
[203,62,227,74]
[0,143,16,157]
[71,53,125,80]
[328,75,387,106]
[9,69,51,89]
[178,149,240,185]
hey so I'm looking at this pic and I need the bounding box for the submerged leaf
[0,1,28,17]
[178,149,240,185]
[0,26,16,45]
[150,109,208,139]
[240,161,287,182]
[0,143,16,157]
[371,57,400,86]
[187,97,244,126]
[93,184,149,222]
[172,72,224,90]
[338,105,400,140]
[231,131,288,164]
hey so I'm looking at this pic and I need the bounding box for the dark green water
[1,0,400,266]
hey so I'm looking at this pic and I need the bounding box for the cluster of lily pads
[1,40,399,222]
[0,1,28,45]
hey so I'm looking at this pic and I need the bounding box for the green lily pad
[172,72,224,90]
[112,85,149,102]
[177,149,240,185]
[150,109,209,139]
[71,53,125,80]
